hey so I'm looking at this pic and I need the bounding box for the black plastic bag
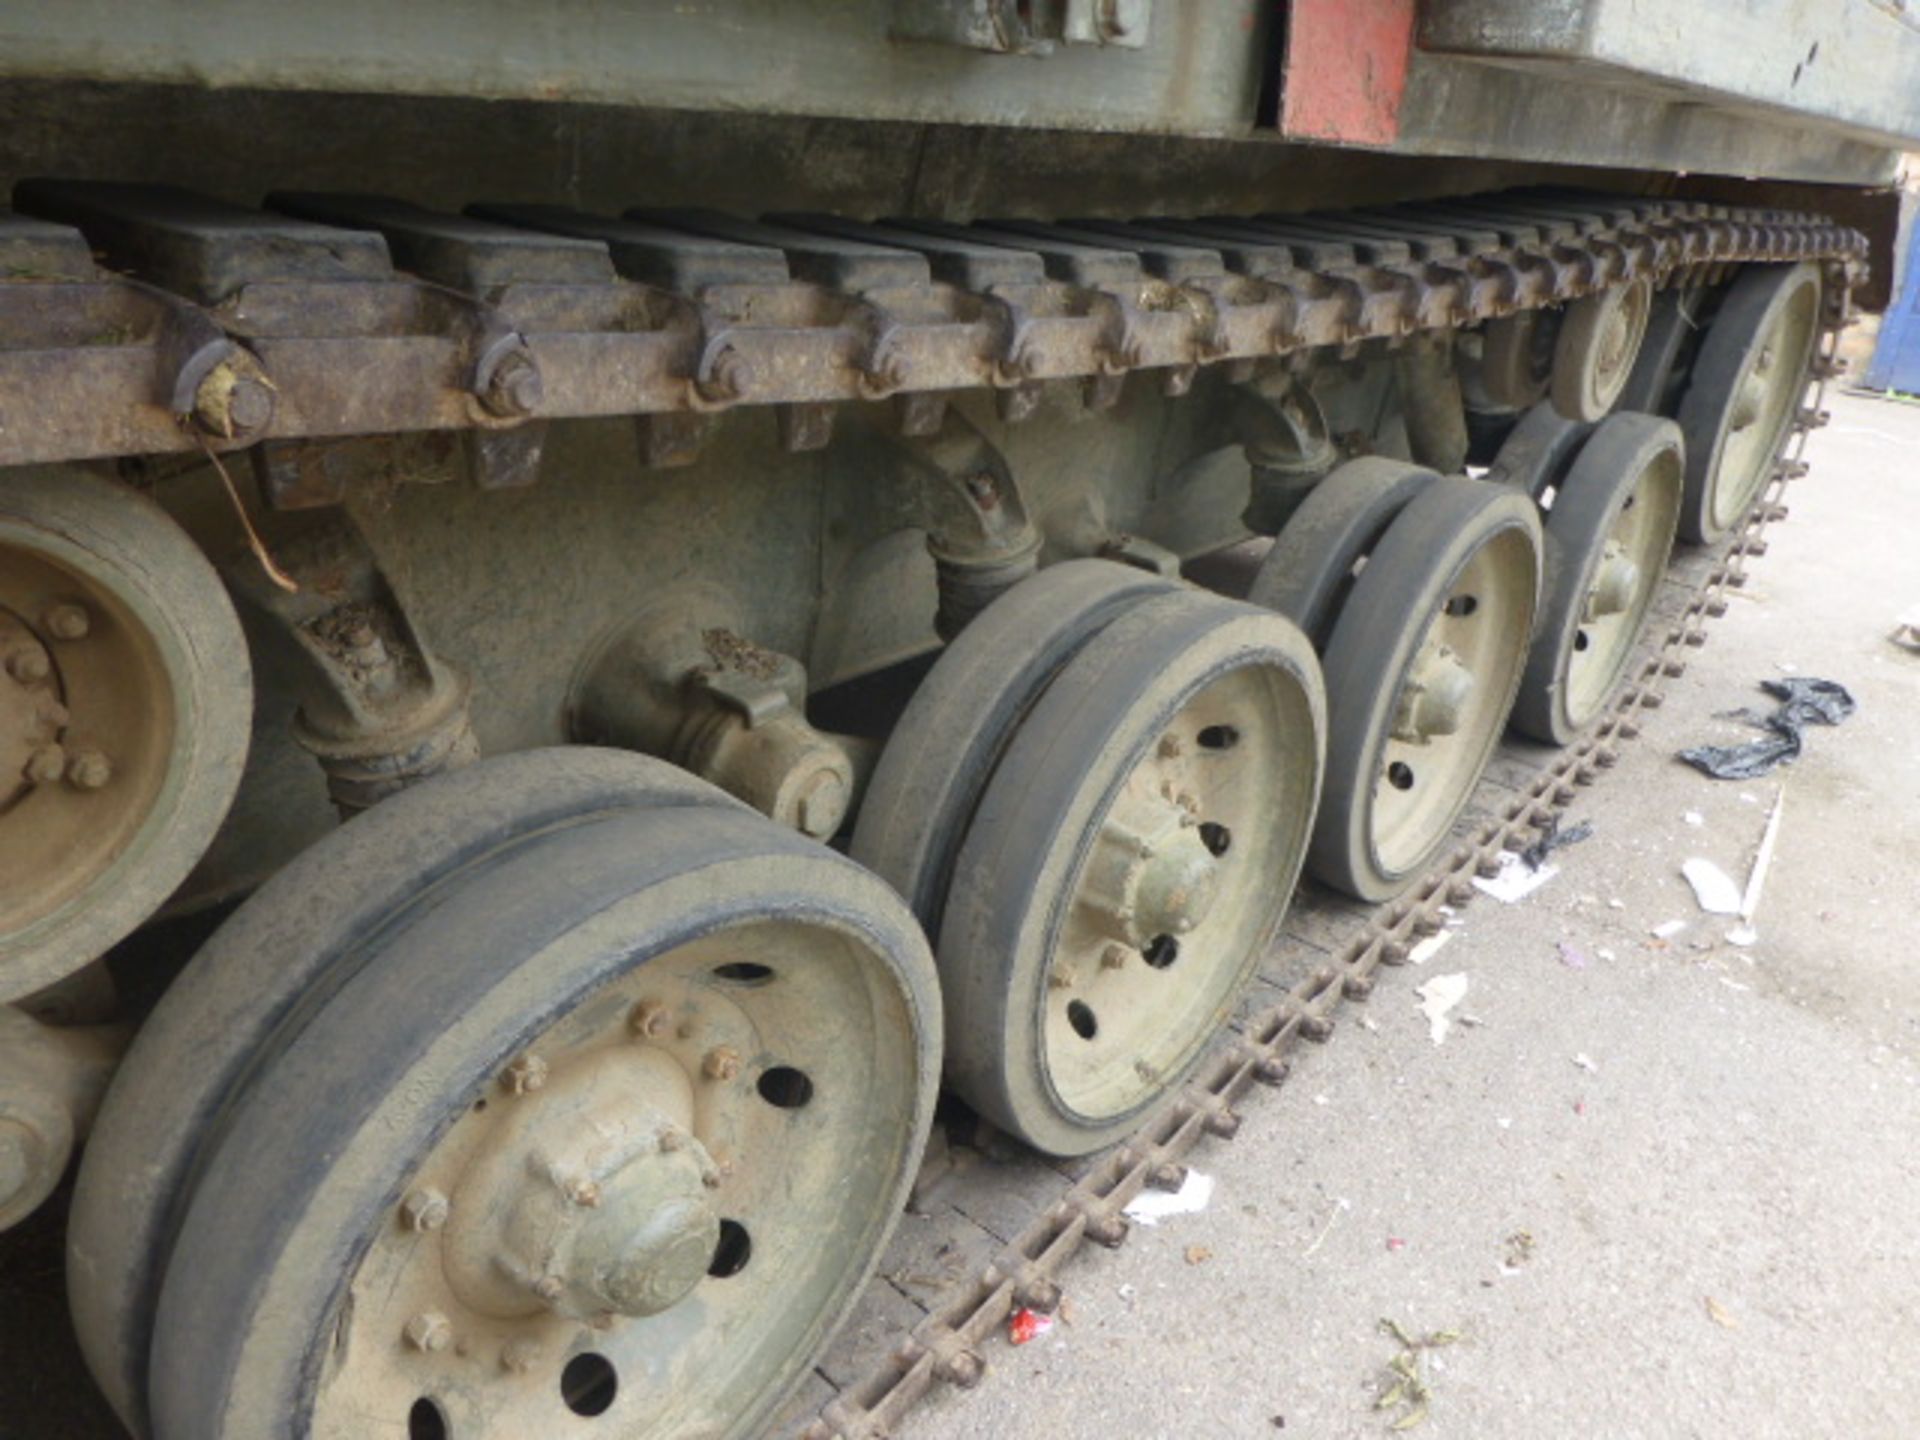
[1678,677,1856,780]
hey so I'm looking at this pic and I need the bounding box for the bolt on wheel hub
[1586,544,1641,619]
[1393,642,1477,741]
[1081,787,1222,946]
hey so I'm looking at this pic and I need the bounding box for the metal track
[0,183,1865,484]
[778,285,1851,1440]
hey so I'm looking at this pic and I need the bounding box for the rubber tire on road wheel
[1247,458,1442,651]
[1483,401,1592,502]
[938,589,1324,1156]
[1311,479,1542,901]
[1510,414,1685,744]
[0,468,251,1002]
[145,793,939,1440]
[1676,262,1822,545]
[69,749,746,1437]
[851,559,1176,935]
[1615,284,1706,417]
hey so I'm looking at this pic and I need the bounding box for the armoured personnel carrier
[1,3,1916,1436]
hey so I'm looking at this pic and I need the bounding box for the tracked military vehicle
[2,3,1917,1436]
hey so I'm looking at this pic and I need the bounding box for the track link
[779,287,1851,1440]
[0,184,1865,479]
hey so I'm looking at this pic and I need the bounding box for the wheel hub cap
[1586,546,1640,619]
[1395,643,1476,740]
[1083,793,1222,947]
[444,1047,722,1324]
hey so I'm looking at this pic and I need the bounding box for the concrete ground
[908,389,1920,1440]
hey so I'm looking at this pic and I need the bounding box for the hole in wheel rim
[709,1220,752,1278]
[1067,1000,1099,1038]
[1573,629,1591,652]
[757,1065,814,1108]
[712,961,775,985]
[1197,724,1239,750]
[1198,822,1231,857]
[560,1353,618,1417]
[1443,594,1479,617]
[1387,762,1415,791]
[408,1398,449,1440]
[1143,934,1180,969]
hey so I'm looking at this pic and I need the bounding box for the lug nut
[479,351,544,419]
[702,1046,742,1082]
[399,1187,450,1232]
[403,1311,453,1354]
[566,1176,603,1208]
[43,604,90,641]
[499,1053,548,1095]
[66,749,112,791]
[6,648,49,683]
[628,999,672,1039]
[24,744,66,786]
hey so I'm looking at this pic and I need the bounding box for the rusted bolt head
[500,1338,541,1375]
[1342,973,1376,1001]
[480,351,544,419]
[532,1274,566,1303]
[6,648,50,684]
[1148,1160,1187,1192]
[628,999,673,1040]
[43,604,90,642]
[702,1046,742,1082]
[399,1187,450,1233]
[499,1053,548,1095]
[66,748,112,791]
[1253,1055,1292,1087]
[1015,1277,1062,1314]
[192,361,275,440]
[566,1177,603,1209]
[403,1311,453,1354]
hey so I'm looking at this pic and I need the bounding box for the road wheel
[1483,401,1591,502]
[0,468,250,1001]
[1480,308,1558,409]
[1246,458,1441,650]
[1511,414,1685,743]
[1552,276,1653,421]
[70,749,939,1440]
[939,589,1323,1156]
[1311,478,1541,901]
[1676,263,1822,543]
[851,559,1175,934]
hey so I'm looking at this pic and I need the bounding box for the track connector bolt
[1014,1277,1062,1314]
[1253,1055,1292,1086]
[1342,973,1376,1001]
[936,1349,986,1388]
[65,749,112,791]
[403,1311,453,1354]
[1083,1213,1130,1248]
[399,1187,450,1233]
[1379,938,1411,966]
[1148,1161,1187,1192]
[1594,744,1619,767]
[43,604,90,642]
[499,1053,548,1095]
[1203,1107,1243,1139]
[23,744,66,786]
[702,1046,742,1082]
[1447,879,1475,906]
[628,999,673,1039]
[1298,1014,1334,1044]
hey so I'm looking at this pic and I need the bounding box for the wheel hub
[1394,642,1476,741]
[1586,544,1640,619]
[442,1046,723,1325]
[1081,786,1222,948]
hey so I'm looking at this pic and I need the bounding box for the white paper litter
[1572,1052,1599,1073]
[1725,926,1758,947]
[1472,851,1559,903]
[1415,972,1470,1045]
[1408,931,1455,966]
[1682,857,1743,915]
[1684,810,1705,827]
[1651,918,1688,940]
[1122,1169,1214,1226]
